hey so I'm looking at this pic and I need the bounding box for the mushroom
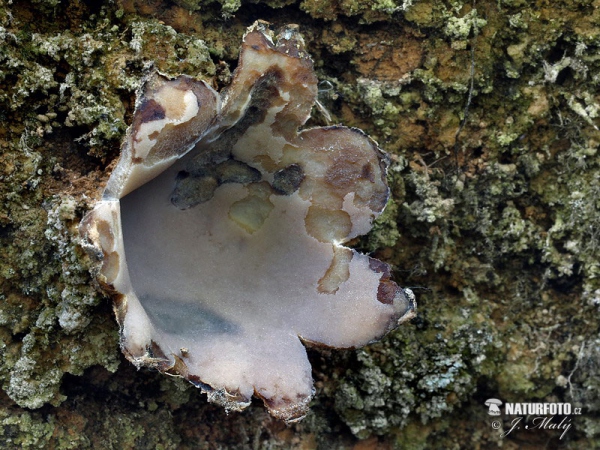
[485,398,503,416]
[80,21,416,422]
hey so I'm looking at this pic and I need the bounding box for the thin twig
[453,0,478,174]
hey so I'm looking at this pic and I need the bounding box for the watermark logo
[484,398,502,416]
[485,399,582,440]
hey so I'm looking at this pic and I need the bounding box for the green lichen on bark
[1,0,599,448]
[324,0,600,446]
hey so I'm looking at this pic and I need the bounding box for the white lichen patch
[80,21,416,422]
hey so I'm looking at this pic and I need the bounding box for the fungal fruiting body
[81,22,416,421]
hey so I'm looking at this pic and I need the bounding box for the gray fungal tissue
[80,21,416,422]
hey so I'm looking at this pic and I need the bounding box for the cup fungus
[80,21,416,422]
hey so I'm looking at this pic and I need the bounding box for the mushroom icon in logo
[485,398,503,416]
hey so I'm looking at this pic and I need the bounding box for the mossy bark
[1,0,599,448]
